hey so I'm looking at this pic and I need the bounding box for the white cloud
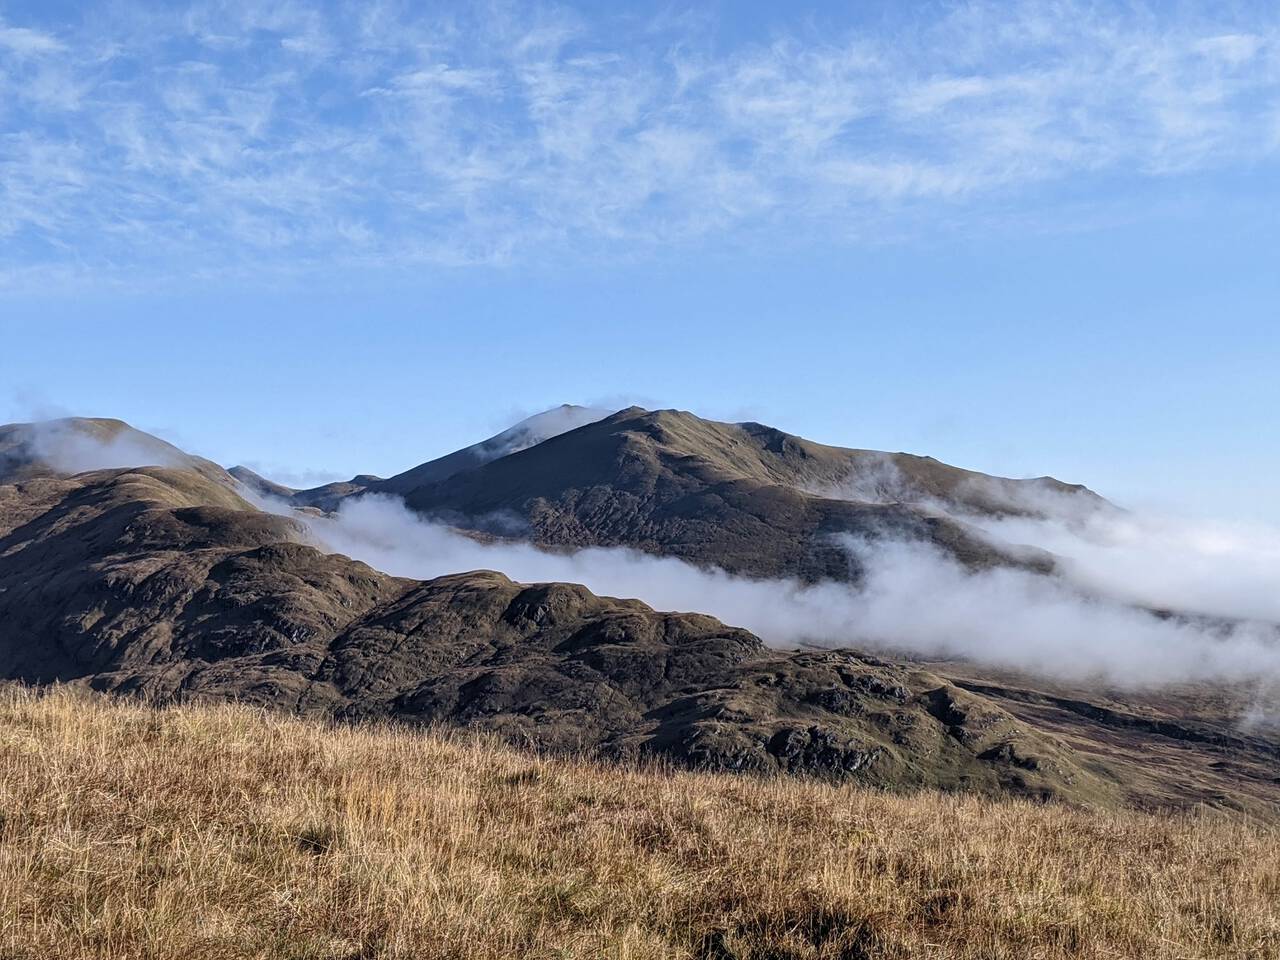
[280,492,1280,699]
[0,23,63,57]
[1196,33,1265,65]
[970,507,1280,625]
[0,1,1277,283]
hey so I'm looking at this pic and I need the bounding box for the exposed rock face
[0,462,1114,803]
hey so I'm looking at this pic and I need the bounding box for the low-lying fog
[275,487,1280,721]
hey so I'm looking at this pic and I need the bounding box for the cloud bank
[970,509,1280,626]
[281,492,1280,696]
[2,0,1279,282]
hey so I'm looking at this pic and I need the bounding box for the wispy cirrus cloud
[0,0,1277,285]
[0,22,62,57]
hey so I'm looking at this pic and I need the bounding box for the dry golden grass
[0,687,1275,959]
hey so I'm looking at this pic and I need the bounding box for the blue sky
[1,1,1278,516]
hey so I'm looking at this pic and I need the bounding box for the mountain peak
[229,465,297,500]
[0,416,231,486]
[284,404,614,509]
[371,404,612,496]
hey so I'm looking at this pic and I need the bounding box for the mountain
[392,406,1104,582]
[379,403,611,495]
[0,417,232,486]
[1,415,1276,815]
[273,404,611,511]
[0,448,1104,802]
[226,464,297,501]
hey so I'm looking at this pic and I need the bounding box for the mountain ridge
[0,457,1118,804]
[394,405,1097,582]
[2,410,1273,815]
[268,404,612,511]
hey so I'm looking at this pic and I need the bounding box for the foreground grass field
[0,688,1275,959]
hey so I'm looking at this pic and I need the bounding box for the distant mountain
[5,413,1272,814]
[394,406,1105,582]
[226,465,296,501]
[257,404,610,511]
[0,435,1107,802]
[0,417,232,487]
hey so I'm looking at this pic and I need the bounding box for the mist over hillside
[224,405,1280,699]
[2,407,1277,818]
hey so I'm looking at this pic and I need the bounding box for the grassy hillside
[0,688,1275,959]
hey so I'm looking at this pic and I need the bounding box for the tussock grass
[0,687,1275,959]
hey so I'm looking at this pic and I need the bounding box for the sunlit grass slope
[0,687,1275,959]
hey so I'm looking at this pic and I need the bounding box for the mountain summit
[379,403,612,496]
[0,417,232,487]
[263,404,612,511]
[393,406,1105,581]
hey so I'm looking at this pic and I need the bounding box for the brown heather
[0,687,1276,960]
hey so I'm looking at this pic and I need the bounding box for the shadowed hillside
[271,404,612,512]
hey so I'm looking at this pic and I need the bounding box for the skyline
[2,0,1278,518]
